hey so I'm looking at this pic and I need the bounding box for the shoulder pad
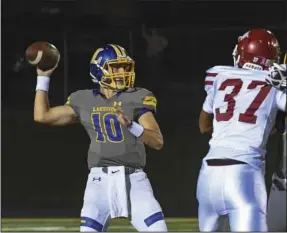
[206,65,236,76]
[72,89,92,97]
[124,87,143,93]
[125,87,152,95]
[66,89,92,103]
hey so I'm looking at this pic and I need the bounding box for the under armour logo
[93,177,101,182]
[113,101,122,107]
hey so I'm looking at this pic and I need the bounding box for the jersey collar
[93,89,123,99]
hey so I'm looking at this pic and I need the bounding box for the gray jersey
[65,88,157,169]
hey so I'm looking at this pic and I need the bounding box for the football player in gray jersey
[34,44,167,232]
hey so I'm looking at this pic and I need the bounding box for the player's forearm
[199,110,213,134]
[34,90,51,122]
[141,129,164,150]
[126,121,163,150]
[200,125,213,135]
[199,119,213,134]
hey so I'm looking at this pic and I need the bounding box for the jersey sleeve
[202,91,214,114]
[275,90,286,112]
[133,89,157,122]
[202,67,218,114]
[204,67,218,94]
[65,91,81,117]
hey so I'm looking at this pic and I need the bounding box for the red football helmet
[232,29,281,70]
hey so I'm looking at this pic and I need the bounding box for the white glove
[266,63,286,91]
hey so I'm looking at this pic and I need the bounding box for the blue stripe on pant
[144,211,164,227]
[81,217,103,232]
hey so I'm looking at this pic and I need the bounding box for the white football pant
[80,167,167,232]
[197,161,267,231]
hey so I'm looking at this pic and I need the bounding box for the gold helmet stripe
[109,44,122,57]
[115,45,127,57]
[90,48,104,63]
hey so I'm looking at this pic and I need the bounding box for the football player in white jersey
[197,28,286,232]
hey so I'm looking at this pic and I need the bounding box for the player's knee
[144,211,167,231]
[80,217,104,232]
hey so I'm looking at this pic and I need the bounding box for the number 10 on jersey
[92,113,124,143]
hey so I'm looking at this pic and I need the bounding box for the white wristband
[36,76,50,92]
[128,121,144,138]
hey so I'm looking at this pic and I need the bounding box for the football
[25,41,60,71]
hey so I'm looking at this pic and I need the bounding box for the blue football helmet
[90,44,135,90]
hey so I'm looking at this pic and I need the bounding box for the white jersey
[202,65,286,168]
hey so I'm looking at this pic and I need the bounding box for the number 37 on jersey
[215,79,271,124]
[203,66,286,125]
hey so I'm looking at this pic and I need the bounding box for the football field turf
[1,218,199,232]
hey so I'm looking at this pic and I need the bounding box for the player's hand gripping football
[36,55,60,77]
[114,107,132,127]
[266,63,286,91]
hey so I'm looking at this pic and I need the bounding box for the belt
[206,159,247,166]
[101,166,140,175]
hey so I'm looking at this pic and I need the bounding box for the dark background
[2,0,287,218]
